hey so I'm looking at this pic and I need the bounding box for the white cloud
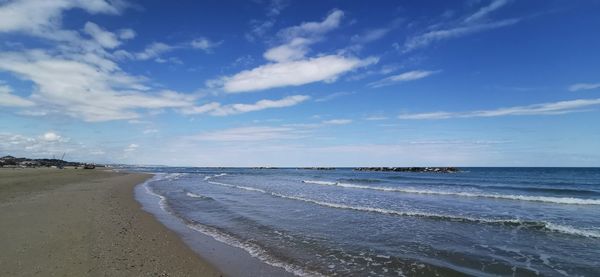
[265,0,289,17]
[0,131,74,157]
[322,119,352,125]
[314,91,354,102]
[211,9,375,93]
[368,70,438,88]
[365,116,388,121]
[40,132,64,142]
[190,37,222,52]
[124,143,139,152]
[351,28,391,44]
[277,9,344,40]
[0,0,123,35]
[133,42,174,60]
[143,129,159,134]
[83,21,121,49]
[0,50,196,121]
[263,37,312,62]
[464,0,510,23]
[569,83,600,92]
[181,95,310,116]
[404,18,519,51]
[119,38,221,62]
[0,84,35,107]
[398,98,600,119]
[216,55,378,93]
[402,1,517,52]
[118,28,136,40]
[192,126,302,142]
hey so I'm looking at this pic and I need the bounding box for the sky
[1,0,599,167]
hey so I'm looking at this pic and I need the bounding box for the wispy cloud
[368,70,439,88]
[192,126,304,142]
[190,37,222,52]
[403,0,517,52]
[365,116,388,121]
[315,91,355,102]
[398,98,600,119]
[0,0,124,36]
[0,84,35,107]
[214,55,377,93]
[464,0,510,23]
[181,95,310,116]
[322,119,353,125]
[404,18,519,52]
[569,82,600,92]
[117,37,221,62]
[83,21,123,49]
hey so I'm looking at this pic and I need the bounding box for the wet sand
[0,168,222,276]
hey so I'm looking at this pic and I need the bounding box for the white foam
[187,223,325,277]
[301,180,600,205]
[186,192,209,199]
[144,175,322,276]
[544,223,600,238]
[210,180,600,238]
[204,173,228,181]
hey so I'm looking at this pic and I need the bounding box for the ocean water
[132,167,600,276]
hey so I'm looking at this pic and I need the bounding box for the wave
[204,173,227,181]
[142,175,321,277]
[185,192,213,200]
[337,178,383,184]
[187,223,325,277]
[301,180,600,205]
[208,180,600,238]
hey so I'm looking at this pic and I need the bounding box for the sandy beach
[0,168,222,276]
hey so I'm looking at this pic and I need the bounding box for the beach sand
[0,168,222,276]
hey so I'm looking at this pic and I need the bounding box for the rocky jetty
[354,167,459,173]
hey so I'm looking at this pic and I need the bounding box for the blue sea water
[132,167,600,276]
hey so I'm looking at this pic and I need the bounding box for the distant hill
[0,155,97,168]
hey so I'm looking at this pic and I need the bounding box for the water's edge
[133,174,294,277]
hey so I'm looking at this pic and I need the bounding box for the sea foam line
[206,180,600,239]
[301,180,600,205]
[187,223,325,277]
[147,173,322,277]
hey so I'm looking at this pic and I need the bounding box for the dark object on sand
[83,164,96,169]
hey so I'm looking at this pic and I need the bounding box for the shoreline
[136,173,296,277]
[0,168,222,276]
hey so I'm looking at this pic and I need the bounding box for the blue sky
[1,0,599,166]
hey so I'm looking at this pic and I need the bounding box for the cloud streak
[369,70,438,88]
[569,82,600,92]
[398,98,600,119]
[0,84,35,107]
[216,55,377,93]
[192,126,303,142]
[404,18,519,52]
[402,0,517,52]
[181,95,310,116]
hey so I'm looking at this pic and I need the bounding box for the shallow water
[132,167,600,276]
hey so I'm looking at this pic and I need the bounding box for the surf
[301,180,600,205]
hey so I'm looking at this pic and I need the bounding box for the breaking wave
[208,180,600,238]
[301,180,600,205]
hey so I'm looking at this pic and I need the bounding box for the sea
[128,167,600,276]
